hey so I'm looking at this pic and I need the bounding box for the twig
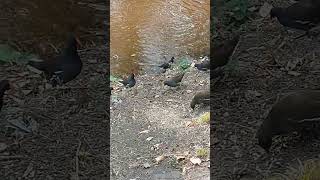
[0,155,25,161]
[75,140,82,180]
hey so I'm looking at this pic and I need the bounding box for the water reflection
[111,0,210,76]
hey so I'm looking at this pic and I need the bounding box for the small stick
[0,155,25,161]
[75,140,82,180]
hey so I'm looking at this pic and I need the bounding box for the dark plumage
[119,73,136,88]
[257,90,320,152]
[159,62,170,69]
[164,72,185,87]
[270,0,320,33]
[159,56,175,69]
[27,34,82,86]
[190,90,210,109]
[0,80,10,111]
[195,60,210,71]
[169,57,174,63]
[211,35,239,70]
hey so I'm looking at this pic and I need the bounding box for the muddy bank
[110,57,210,180]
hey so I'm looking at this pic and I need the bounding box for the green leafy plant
[196,148,209,158]
[178,57,191,71]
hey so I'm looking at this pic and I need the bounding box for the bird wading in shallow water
[164,72,185,87]
[270,0,320,39]
[257,90,320,152]
[119,73,136,88]
[27,34,83,87]
[211,35,240,70]
[0,80,10,111]
[190,90,210,109]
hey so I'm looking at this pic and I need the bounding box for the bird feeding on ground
[257,90,320,152]
[211,35,240,70]
[119,73,136,88]
[164,72,185,87]
[270,0,320,39]
[27,34,83,87]
[190,90,210,109]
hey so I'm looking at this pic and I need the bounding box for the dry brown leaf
[155,155,165,164]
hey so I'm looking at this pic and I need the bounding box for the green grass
[196,112,210,125]
[196,148,209,158]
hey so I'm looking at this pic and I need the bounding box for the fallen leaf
[143,162,151,169]
[22,90,32,95]
[182,167,187,175]
[139,130,150,134]
[155,155,165,164]
[190,157,201,165]
[288,71,301,77]
[146,137,153,141]
[0,143,7,152]
[259,2,273,17]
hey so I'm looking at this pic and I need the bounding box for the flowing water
[111,0,210,76]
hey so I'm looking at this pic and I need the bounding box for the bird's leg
[49,71,64,87]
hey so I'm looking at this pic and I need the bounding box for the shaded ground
[212,0,320,179]
[0,1,109,179]
[110,62,210,180]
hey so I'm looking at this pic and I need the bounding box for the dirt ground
[0,1,109,179]
[212,0,320,179]
[110,62,210,180]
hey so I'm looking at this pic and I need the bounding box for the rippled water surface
[111,0,210,75]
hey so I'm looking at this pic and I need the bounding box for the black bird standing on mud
[164,72,185,87]
[211,35,239,70]
[119,73,136,88]
[0,80,10,111]
[27,34,83,87]
[190,90,210,109]
[270,0,320,38]
[257,90,320,152]
[159,57,175,69]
